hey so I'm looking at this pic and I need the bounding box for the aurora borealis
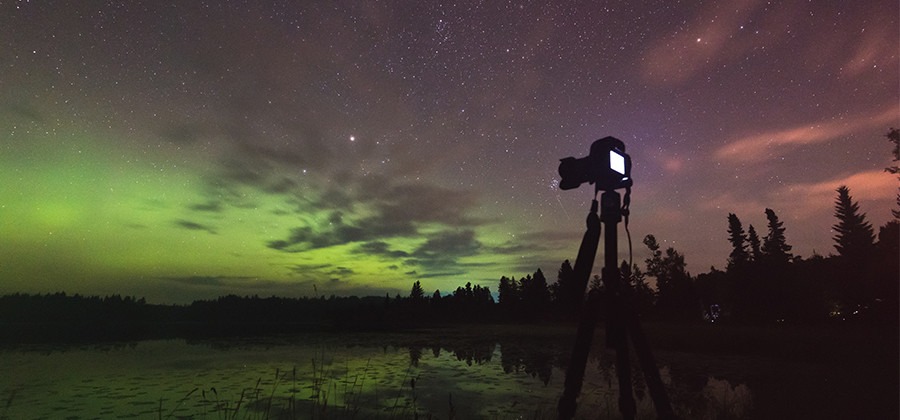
[2,1,897,303]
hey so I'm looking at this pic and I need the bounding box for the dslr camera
[558,136,632,191]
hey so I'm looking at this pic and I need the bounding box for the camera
[558,136,632,191]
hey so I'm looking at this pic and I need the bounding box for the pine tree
[498,276,518,306]
[621,260,654,314]
[832,186,875,260]
[409,280,425,300]
[883,128,899,218]
[527,268,551,309]
[551,259,579,306]
[747,224,762,262]
[643,234,697,320]
[726,213,750,270]
[761,208,792,264]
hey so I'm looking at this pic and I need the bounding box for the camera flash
[610,150,625,175]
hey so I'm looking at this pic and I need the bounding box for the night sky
[2,1,897,304]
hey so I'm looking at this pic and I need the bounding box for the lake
[0,326,762,419]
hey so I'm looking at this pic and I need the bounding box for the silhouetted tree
[872,220,900,320]
[747,224,762,262]
[589,274,603,292]
[761,208,792,264]
[498,276,518,307]
[832,186,875,260]
[726,213,750,270]
[410,280,425,301]
[551,259,580,308]
[644,234,698,321]
[521,269,551,312]
[620,261,654,315]
[884,128,900,218]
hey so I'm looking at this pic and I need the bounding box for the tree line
[2,184,895,342]
[3,130,896,341]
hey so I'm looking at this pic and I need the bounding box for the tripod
[557,189,676,420]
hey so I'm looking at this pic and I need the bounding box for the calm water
[0,331,752,419]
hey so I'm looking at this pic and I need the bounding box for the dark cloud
[330,267,355,276]
[173,219,217,234]
[289,263,333,274]
[355,241,411,259]
[2,101,45,123]
[405,229,483,272]
[188,201,223,213]
[413,230,481,259]
[490,229,580,255]
[163,275,259,287]
[414,270,468,279]
[268,224,366,251]
[158,122,203,145]
[268,179,484,252]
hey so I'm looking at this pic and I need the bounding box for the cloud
[290,263,333,274]
[268,181,483,252]
[491,229,580,255]
[163,275,262,287]
[843,26,895,76]
[2,101,45,123]
[173,219,217,234]
[354,241,411,259]
[776,169,897,217]
[406,229,483,271]
[714,105,899,162]
[330,266,355,276]
[641,0,764,84]
[188,201,224,213]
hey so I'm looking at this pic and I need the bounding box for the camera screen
[610,150,625,175]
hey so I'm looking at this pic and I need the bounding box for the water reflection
[0,333,752,419]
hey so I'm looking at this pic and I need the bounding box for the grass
[157,350,433,419]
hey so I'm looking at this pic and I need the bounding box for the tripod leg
[557,293,600,419]
[626,308,677,419]
[608,283,636,420]
[557,201,601,420]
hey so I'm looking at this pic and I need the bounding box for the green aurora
[2,1,897,303]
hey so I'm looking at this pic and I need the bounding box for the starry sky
[2,1,897,304]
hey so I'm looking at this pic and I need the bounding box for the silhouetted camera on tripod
[558,136,632,192]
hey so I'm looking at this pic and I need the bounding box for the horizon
[2,2,897,305]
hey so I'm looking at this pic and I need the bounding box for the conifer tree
[551,260,579,306]
[526,268,551,309]
[747,224,762,262]
[498,276,518,306]
[726,213,749,270]
[410,280,425,300]
[832,185,875,260]
[883,128,899,218]
[643,234,697,320]
[761,208,792,263]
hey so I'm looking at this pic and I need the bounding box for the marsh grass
[157,349,405,419]
[0,388,16,420]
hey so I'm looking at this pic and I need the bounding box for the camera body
[558,136,632,191]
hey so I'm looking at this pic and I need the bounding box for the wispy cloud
[173,219,217,234]
[776,169,897,216]
[641,0,764,84]
[714,105,899,162]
